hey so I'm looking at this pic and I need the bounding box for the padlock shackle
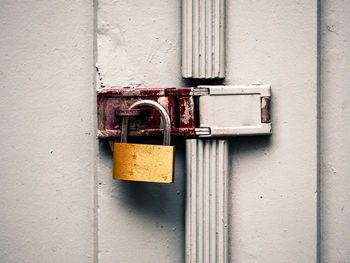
[120,100,171,145]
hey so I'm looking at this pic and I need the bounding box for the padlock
[113,100,175,183]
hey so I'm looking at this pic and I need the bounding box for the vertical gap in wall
[93,0,99,262]
[316,0,322,262]
[226,139,233,261]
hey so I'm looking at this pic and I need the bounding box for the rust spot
[181,100,192,124]
[261,97,271,123]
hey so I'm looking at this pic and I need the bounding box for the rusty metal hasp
[97,84,271,139]
[97,87,196,139]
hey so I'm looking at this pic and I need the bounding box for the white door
[1,0,350,263]
[96,0,317,262]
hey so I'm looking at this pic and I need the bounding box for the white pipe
[182,0,225,79]
[186,139,228,262]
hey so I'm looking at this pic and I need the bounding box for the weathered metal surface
[97,87,196,138]
[115,109,151,117]
[113,143,175,183]
[261,97,271,123]
[120,100,172,145]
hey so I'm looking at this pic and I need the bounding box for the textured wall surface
[96,0,182,89]
[226,1,318,262]
[0,1,95,262]
[320,0,350,262]
[96,1,185,262]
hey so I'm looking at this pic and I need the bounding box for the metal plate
[97,88,196,138]
[195,85,272,137]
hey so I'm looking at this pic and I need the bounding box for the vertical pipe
[186,139,228,263]
[182,0,225,79]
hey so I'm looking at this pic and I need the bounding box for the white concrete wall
[320,0,350,262]
[0,1,95,262]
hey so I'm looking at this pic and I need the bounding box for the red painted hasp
[97,87,196,138]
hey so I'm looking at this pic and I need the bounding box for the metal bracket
[97,87,196,138]
[97,84,271,139]
[193,84,272,137]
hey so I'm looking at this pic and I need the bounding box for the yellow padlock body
[113,143,175,183]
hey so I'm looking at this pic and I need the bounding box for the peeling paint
[120,88,141,97]
[96,63,106,89]
[157,96,169,110]
[181,100,191,124]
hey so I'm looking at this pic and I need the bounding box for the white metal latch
[192,84,272,137]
